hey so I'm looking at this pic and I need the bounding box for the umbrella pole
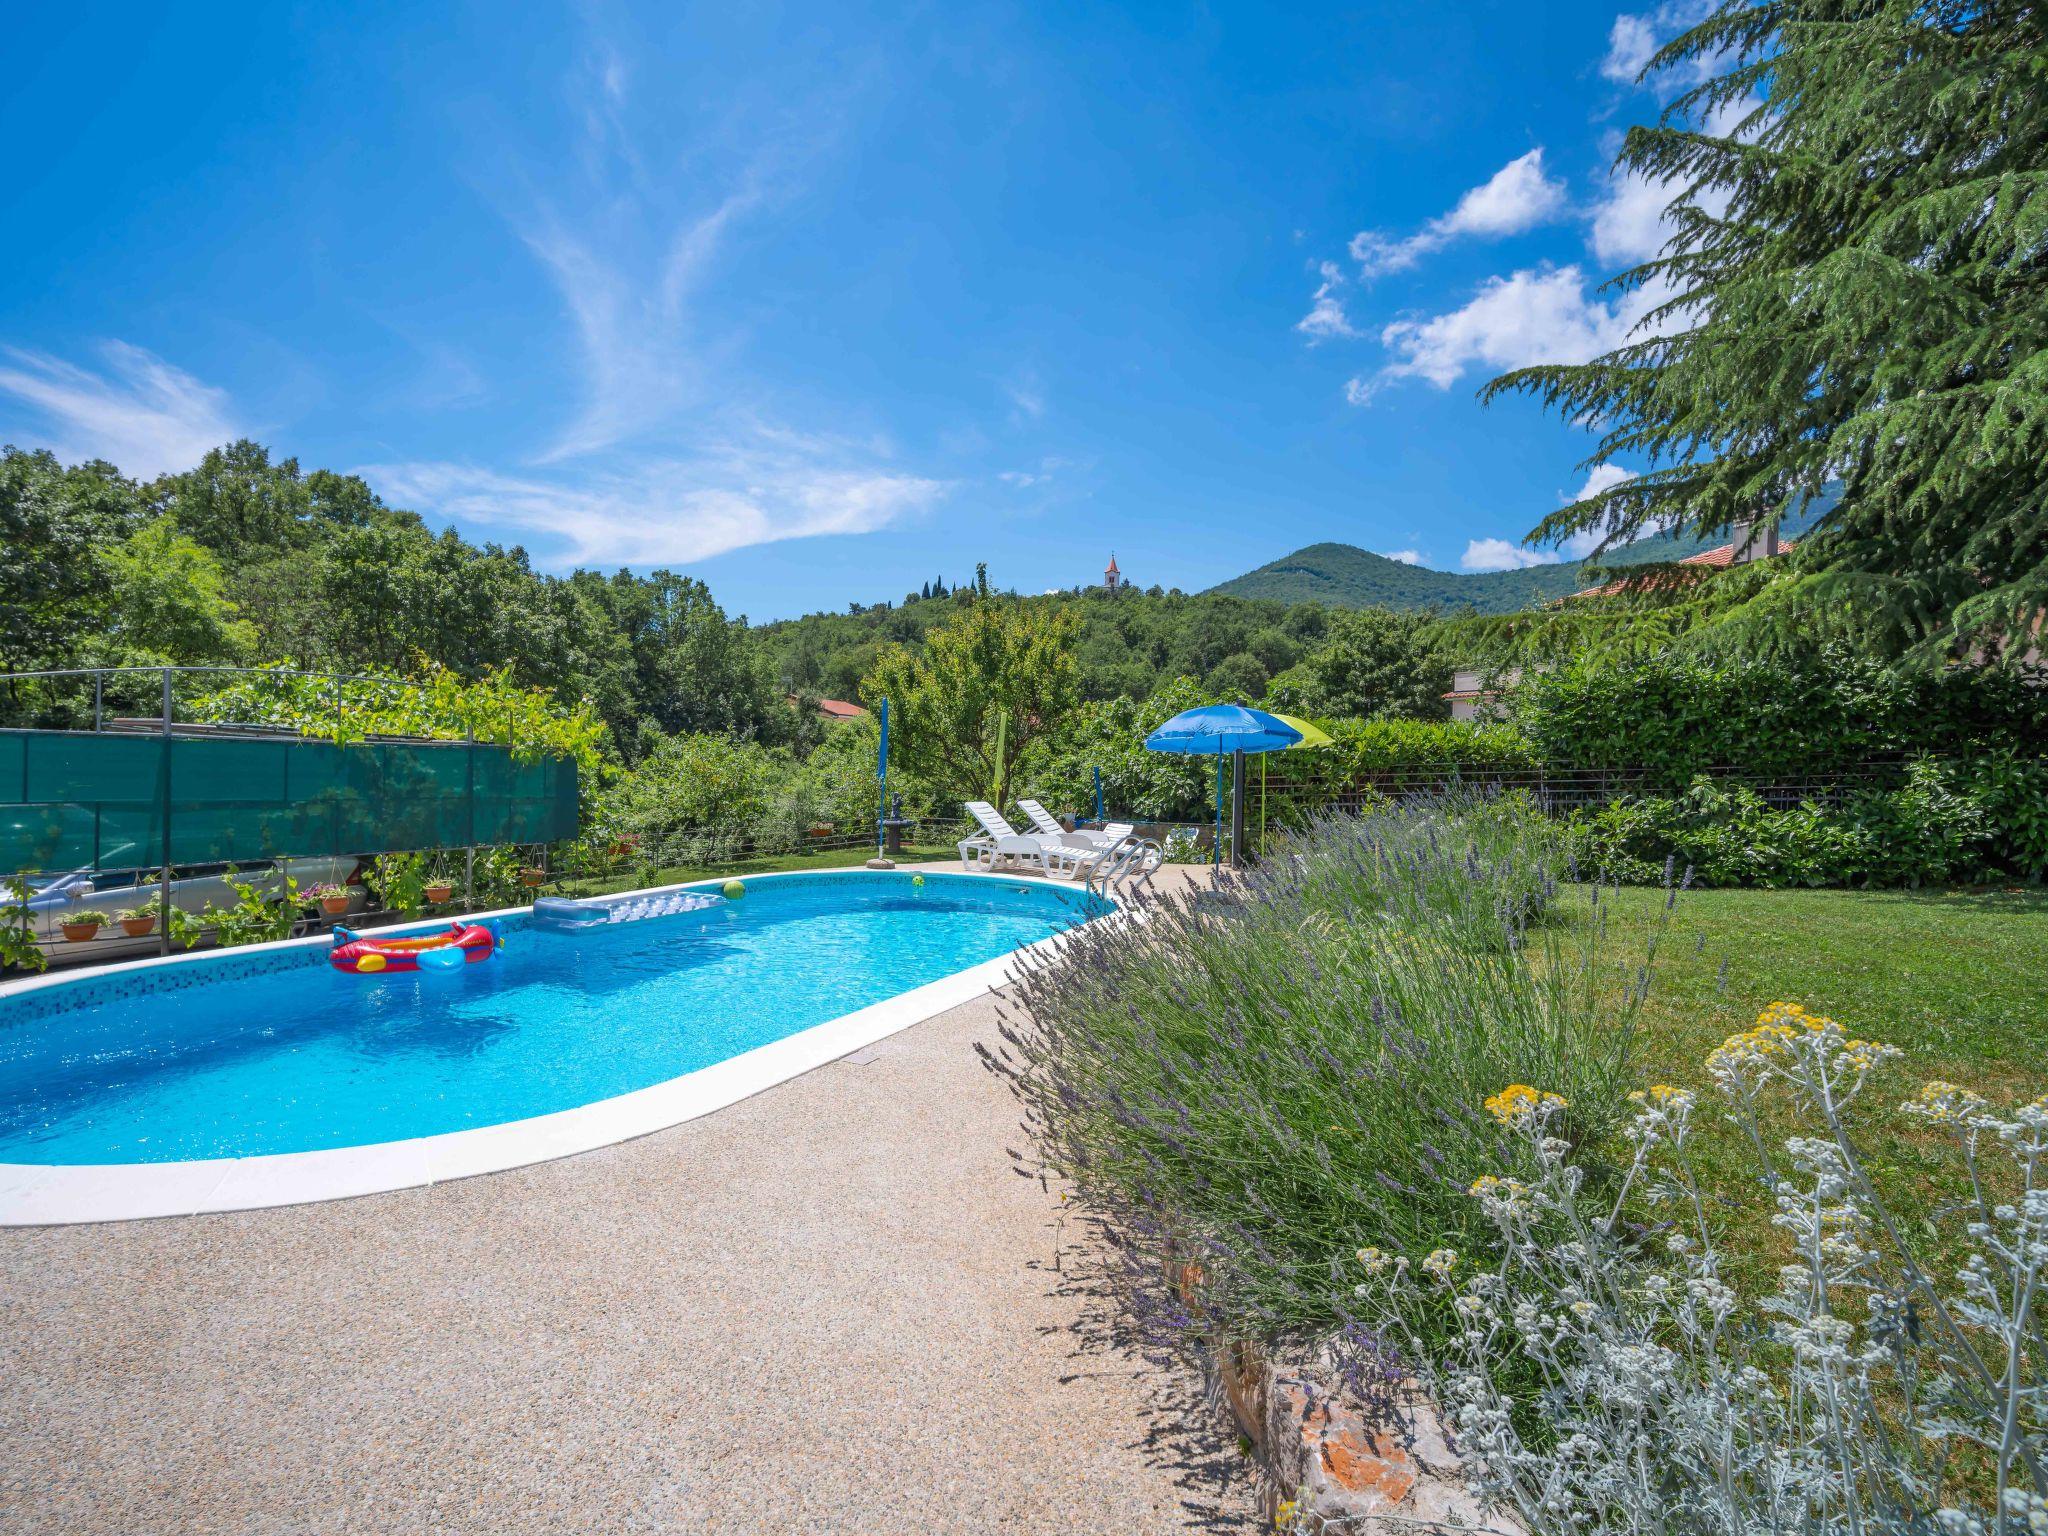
[1214,750,1223,867]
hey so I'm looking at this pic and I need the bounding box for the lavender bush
[984,794,1641,1370]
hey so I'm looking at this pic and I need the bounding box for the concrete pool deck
[0,863,1258,1532]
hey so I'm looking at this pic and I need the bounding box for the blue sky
[1,0,1711,620]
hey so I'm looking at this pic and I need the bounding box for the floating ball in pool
[722,879,746,899]
[417,946,467,973]
[911,874,925,887]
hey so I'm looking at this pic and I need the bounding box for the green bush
[1566,760,2010,888]
[1316,717,1536,775]
[1514,645,2046,786]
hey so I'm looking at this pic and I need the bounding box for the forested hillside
[1,440,1446,757]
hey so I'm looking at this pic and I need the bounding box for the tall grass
[984,793,1646,1381]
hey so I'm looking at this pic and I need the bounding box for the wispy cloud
[1296,261,1359,342]
[1002,368,1047,423]
[520,174,766,463]
[445,20,954,568]
[0,341,238,479]
[1347,150,1570,279]
[359,446,947,569]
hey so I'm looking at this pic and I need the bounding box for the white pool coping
[0,867,1111,1227]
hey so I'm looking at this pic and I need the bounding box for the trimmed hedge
[1513,645,2047,787]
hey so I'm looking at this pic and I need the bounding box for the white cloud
[360,446,947,570]
[1003,369,1047,421]
[1557,463,1639,556]
[1601,14,1662,83]
[1462,537,1559,572]
[1377,264,1666,389]
[1600,4,1724,88]
[1348,150,1570,278]
[1587,95,1746,266]
[1380,548,1423,565]
[1296,261,1359,342]
[1343,376,1375,406]
[0,341,239,479]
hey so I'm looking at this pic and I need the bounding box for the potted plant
[807,823,836,838]
[115,904,159,938]
[305,883,352,917]
[423,873,455,904]
[519,864,548,888]
[60,909,107,943]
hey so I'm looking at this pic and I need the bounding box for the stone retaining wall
[1208,1341,1495,1532]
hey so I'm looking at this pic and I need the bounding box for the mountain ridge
[1206,530,1714,615]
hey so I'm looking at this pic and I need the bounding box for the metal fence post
[158,667,172,957]
[465,722,476,912]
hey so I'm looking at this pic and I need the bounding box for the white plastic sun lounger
[958,801,1056,875]
[1017,801,1135,851]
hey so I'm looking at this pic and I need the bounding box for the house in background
[1443,517,1792,720]
[787,695,868,722]
[1445,667,1520,722]
[1567,517,1793,602]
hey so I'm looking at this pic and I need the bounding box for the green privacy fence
[0,728,579,876]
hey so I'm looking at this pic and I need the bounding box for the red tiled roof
[1566,539,1794,601]
[786,695,869,719]
[1105,553,1120,574]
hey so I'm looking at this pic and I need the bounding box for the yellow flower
[1904,1080,1988,1127]
[1628,1083,1691,1108]
[1421,1247,1459,1280]
[1483,1085,1567,1127]
[1355,1246,1392,1275]
[1468,1174,1528,1200]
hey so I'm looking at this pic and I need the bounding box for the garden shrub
[1513,644,2047,786]
[1567,761,2011,888]
[1314,717,1537,776]
[989,797,1637,1376]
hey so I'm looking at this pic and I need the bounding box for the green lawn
[1604,884,2046,1101]
[1588,884,2048,1293]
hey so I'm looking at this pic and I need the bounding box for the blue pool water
[0,873,1103,1165]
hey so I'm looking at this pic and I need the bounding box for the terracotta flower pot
[520,868,547,887]
[120,916,157,938]
[424,883,454,904]
[61,921,103,943]
[807,825,836,838]
[320,895,351,916]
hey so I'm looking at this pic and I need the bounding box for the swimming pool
[0,871,1108,1222]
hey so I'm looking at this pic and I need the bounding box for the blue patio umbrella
[1143,704,1302,865]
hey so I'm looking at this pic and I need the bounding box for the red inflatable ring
[331,922,497,974]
